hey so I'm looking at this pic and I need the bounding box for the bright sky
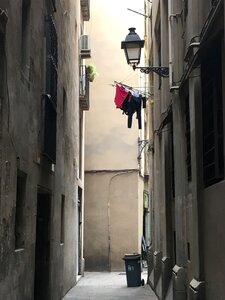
[86,0,146,86]
[88,0,145,40]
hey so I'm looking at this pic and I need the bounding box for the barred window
[185,94,191,181]
[201,39,224,187]
[211,0,219,7]
[43,15,58,163]
[45,14,57,104]
[21,0,31,73]
[183,0,188,19]
[60,195,65,244]
[156,24,161,89]
[15,170,27,249]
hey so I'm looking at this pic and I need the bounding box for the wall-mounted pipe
[168,0,173,88]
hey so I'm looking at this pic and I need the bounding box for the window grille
[171,120,175,198]
[60,195,65,244]
[43,94,57,162]
[21,0,31,73]
[15,170,27,249]
[185,95,192,181]
[201,39,224,187]
[43,14,58,163]
[156,24,161,89]
[211,0,219,7]
[45,14,57,104]
[183,0,188,19]
[80,0,90,21]
[79,65,90,110]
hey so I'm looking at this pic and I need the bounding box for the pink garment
[114,85,129,109]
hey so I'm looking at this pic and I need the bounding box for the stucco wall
[84,171,140,271]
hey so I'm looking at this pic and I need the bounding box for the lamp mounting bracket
[133,65,169,78]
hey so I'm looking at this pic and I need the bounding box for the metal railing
[79,65,90,110]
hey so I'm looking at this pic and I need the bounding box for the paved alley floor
[62,271,158,300]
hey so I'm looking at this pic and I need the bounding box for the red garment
[114,84,129,109]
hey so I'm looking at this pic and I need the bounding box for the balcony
[80,0,90,21]
[80,65,90,110]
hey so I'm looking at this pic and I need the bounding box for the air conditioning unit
[80,35,91,59]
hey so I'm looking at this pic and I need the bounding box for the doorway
[34,190,51,300]
[77,187,82,275]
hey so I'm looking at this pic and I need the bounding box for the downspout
[168,1,188,298]
[168,0,173,89]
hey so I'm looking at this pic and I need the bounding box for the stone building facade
[0,0,90,299]
[145,0,225,299]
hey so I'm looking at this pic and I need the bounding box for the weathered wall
[0,0,82,299]
[84,171,140,271]
[149,0,225,299]
[203,182,225,299]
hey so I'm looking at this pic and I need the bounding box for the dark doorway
[34,190,51,300]
[78,187,82,275]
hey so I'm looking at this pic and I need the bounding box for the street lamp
[121,28,169,78]
[121,27,144,67]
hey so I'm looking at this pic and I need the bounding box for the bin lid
[123,253,141,260]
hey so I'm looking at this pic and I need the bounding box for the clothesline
[113,81,153,97]
[111,81,153,97]
[113,82,148,130]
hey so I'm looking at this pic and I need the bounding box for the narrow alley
[63,271,158,300]
[1,0,225,299]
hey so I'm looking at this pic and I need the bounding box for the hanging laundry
[114,84,131,109]
[127,95,142,130]
[113,83,148,130]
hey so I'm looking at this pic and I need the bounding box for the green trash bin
[123,254,143,287]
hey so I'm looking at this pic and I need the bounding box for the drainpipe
[168,0,188,298]
[168,0,173,88]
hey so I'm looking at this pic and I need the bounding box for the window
[15,170,27,249]
[43,14,58,163]
[0,177,1,208]
[156,23,161,89]
[79,109,83,179]
[211,0,219,7]
[51,0,56,11]
[21,0,31,74]
[0,22,6,205]
[183,0,188,20]
[45,14,58,105]
[185,94,192,181]
[0,31,5,126]
[201,39,224,187]
[79,65,90,110]
[60,195,65,244]
[187,242,191,261]
[43,94,57,162]
[171,121,175,198]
